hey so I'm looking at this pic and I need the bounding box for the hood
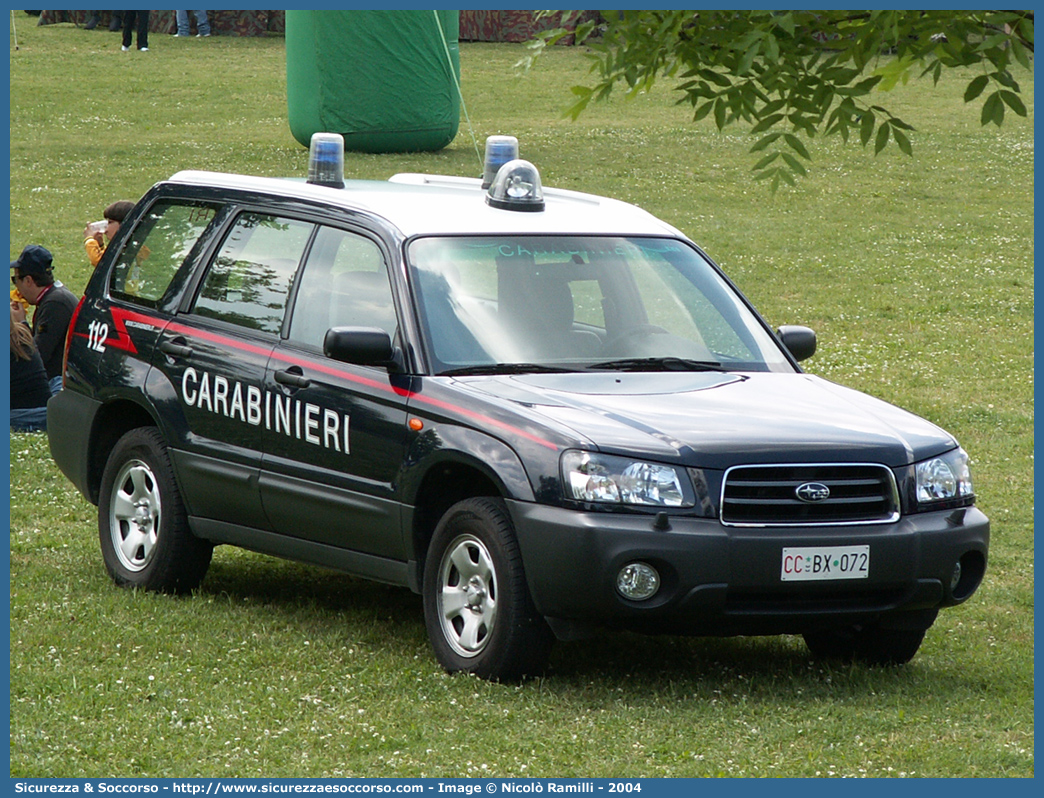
[457,372,957,469]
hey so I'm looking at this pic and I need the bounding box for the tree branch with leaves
[525,10,1033,190]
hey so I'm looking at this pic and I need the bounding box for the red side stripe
[98,307,559,451]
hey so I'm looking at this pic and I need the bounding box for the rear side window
[192,212,313,335]
[110,200,219,306]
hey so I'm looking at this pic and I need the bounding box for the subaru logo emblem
[795,482,831,503]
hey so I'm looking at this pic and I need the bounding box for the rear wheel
[804,624,926,666]
[423,498,553,681]
[98,427,212,593]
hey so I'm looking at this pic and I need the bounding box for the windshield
[406,236,795,376]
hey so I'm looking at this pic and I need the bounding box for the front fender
[401,424,536,503]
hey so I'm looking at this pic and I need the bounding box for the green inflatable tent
[286,9,460,154]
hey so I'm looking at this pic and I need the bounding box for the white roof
[165,170,685,239]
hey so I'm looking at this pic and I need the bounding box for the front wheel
[423,498,553,681]
[98,427,212,593]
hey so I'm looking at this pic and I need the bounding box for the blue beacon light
[307,132,346,189]
[481,135,519,189]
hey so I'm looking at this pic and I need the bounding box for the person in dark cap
[83,199,135,269]
[10,245,79,394]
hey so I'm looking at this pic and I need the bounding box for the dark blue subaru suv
[48,143,989,680]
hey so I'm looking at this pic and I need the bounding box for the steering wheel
[602,324,669,352]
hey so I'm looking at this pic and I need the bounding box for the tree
[527,10,1033,190]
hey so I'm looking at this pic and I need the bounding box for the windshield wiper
[439,363,576,377]
[588,357,726,372]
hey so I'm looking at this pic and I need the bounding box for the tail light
[62,296,86,389]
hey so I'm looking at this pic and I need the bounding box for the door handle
[274,367,311,389]
[159,338,193,358]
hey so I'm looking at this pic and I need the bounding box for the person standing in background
[174,10,211,38]
[121,10,150,51]
[86,11,123,31]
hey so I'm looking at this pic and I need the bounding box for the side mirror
[323,326,401,371]
[777,325,817,362]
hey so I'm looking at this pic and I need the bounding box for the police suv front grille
[721,463,899,527]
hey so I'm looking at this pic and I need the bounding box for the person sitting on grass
[10,305,51,433]
[10,244,79,395]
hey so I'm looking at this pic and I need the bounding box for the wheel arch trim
[85,394,165,504]
[402,427,536,505]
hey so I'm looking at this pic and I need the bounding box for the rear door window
[192,212,313,334]
[109,200,219,306]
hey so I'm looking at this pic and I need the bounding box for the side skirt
[189,517,410,587]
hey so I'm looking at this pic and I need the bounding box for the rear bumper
[508,500,989,637]
[47,389,103,504]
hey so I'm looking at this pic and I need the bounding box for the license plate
[781,545,869,582]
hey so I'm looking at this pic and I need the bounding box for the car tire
[804,624,926,666]
[98,427,212,594]
[423,498,554,681]
[803,628,859,661]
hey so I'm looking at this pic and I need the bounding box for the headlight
[915,448,974,508]
[561,450,695,508]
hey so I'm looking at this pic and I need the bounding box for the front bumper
[508,500,989,637]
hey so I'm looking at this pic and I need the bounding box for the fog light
[616,562,660,601]
[950,560,962,592]
[949,551,986,602]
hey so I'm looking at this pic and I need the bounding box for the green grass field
[8,19,1034,778]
